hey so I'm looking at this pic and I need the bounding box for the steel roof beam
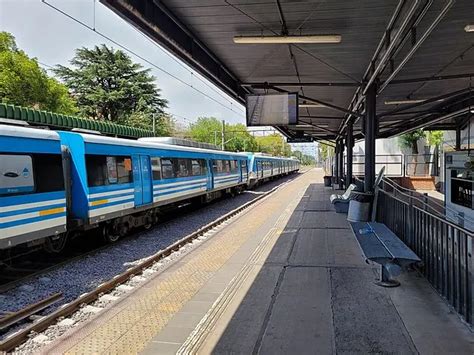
[242,82,360,88]
[379,88,471,117]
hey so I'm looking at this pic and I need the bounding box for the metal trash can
[323,176,332,187]
[347,191,374,222]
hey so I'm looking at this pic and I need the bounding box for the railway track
[0,199,205,294]
[0,171,306,353]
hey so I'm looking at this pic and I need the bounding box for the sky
[0,0,247,127]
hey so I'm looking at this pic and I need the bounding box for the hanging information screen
[246,93,299,126]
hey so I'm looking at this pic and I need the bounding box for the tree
[54,44,167,127]
[224,123,258,152]
[188,117,258,151]
[398,129,425,154]
[0,31,76,114]
[188,117,222,146]
[255,134,291,156]
[398,129,426,176]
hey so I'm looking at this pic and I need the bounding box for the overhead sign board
[287,137,314,143]
[246,93,299,126]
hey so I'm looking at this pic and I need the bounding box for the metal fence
[376,180,473,325]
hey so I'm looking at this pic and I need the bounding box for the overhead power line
[41,0,245,117]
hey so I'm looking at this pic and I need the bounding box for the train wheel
[143,212,154,230]
[102,225,120,244]
[44,232,69,253]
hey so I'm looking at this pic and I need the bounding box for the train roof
[0,124,60,141]
[77,132,249,157]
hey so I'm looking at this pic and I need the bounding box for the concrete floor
[45,169,473,354]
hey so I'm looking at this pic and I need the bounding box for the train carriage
[0,123,299,252]
[248,154,300,186]
[0,125,67,249]
[59,133,248,241]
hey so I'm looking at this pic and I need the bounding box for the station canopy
[101,0,474,142]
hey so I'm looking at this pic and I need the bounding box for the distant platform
[45,169,472,355]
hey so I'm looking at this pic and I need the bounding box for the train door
[132,155,153,206]
[207,159,214,190]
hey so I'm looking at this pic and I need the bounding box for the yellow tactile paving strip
[54,172,313,355]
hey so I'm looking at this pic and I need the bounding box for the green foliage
[188,117,258,151]
[225,123,259,152]
[54,44,167,125]
[292,150,315,165]
[188,117,222,145]
[398,129,425,154]
[319,141,335,160]
[426,130,444,147]
[255,134,292,157]
[0,31,77,114]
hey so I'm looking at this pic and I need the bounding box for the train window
[213,160,223,174]
[230,160,239,173]
[241,160,247,174]
[191,159,207,176]
[0,154,35,196]
[1,153,66,195]
[106,157,118,184]
[176,159,191,177]
[151,158,161,180]
[34,154,65,193]
[86,155,132,187]
[116,157,132,184]
[161,159,174,179]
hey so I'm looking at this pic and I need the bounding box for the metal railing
[376,179,473,325]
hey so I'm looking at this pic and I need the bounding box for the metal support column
[338,139,344,188]
[334,141,340,184]
[455,126,461,150]
[365,84,377,192]
[346,120,354,187]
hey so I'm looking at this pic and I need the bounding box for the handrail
[381,176,474,229]
[377,189,474,236]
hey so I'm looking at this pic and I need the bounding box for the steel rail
[0,293,63,331]
[0,171,306,353]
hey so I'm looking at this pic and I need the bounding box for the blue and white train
[0,124,299,253]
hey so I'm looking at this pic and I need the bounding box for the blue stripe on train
[89,198,135,210]
[153,175,207,184]
[88,183,134,194]
[0,203,65,218]
[215,177,239,184]
[0,212,66,229]
[154,180,206,189]
[154,183,207,197]
[88,192,133,202]
[0,191,65,207]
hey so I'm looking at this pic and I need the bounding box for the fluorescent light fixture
[384,99,427,105]
[233,35,341,44]
[299,103,326,108]
[295,123,329,128]
[465,25,474,32]
[470,108,474,114]
[385,98,445,105]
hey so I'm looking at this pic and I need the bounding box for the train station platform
[45,169,472,355]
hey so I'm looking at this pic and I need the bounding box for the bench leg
[375,264,401,287]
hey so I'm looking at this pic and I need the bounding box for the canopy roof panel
[102,0,474,141]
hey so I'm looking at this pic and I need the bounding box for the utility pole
[221,120,225,150]
[152,114,156,136]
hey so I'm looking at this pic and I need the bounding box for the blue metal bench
[349,222,421,287]
[329,183,357,213]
